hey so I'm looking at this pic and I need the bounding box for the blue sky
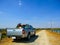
[0,0,60,28]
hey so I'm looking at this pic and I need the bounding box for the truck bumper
[7,34,27,39]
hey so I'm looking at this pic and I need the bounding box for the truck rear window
[22,25,29,28]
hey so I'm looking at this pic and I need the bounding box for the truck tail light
[22,30,26,34]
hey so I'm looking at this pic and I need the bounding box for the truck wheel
[33,31,36,36]
[27,34,30,40]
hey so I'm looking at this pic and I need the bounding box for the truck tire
[27,33,30,40]
[33,31,36,36]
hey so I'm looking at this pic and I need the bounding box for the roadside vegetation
[35,28,60,30]
[0,28,60,39]
[0,29,7,39]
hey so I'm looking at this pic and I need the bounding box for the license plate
[12,37,16,39]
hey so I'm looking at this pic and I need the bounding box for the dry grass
[46,30,60,45]
[0,37,13,45]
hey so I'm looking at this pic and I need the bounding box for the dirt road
[0,30,60,45]
[10,30,49,45]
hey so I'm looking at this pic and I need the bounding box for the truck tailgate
[7,28,23,36]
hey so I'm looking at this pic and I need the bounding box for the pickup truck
[7,24,36,40]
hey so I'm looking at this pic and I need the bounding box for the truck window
[22,25,29,28]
